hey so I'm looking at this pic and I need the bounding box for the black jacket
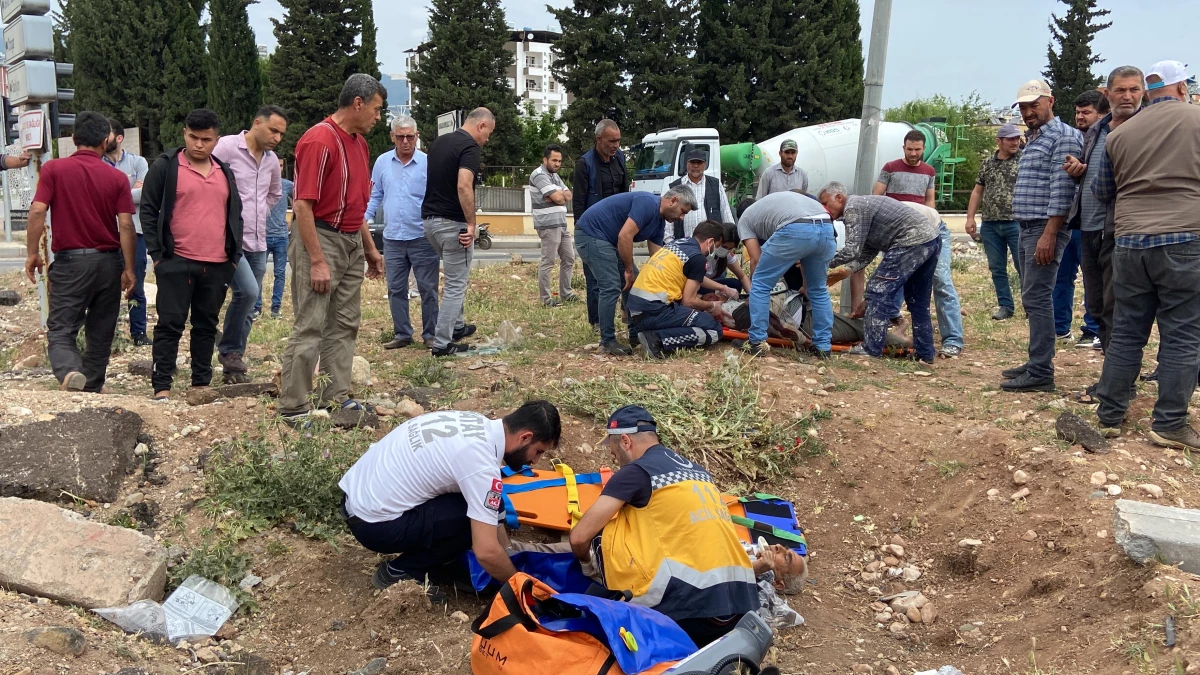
[141,148,243,265]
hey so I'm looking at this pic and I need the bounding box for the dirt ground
[1,247,1199,675]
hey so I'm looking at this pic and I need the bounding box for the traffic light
[3,0,73,137]
[2,97,17,146]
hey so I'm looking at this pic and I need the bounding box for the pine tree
[550,0,630,158]
[623,0,696,142]
[746,0,864,142]
[407,0,521,166]
[207,0,262,134]
[791,0,863,125]
[1043,0,1111,124]
[267,0,361,158]
[159,0,208,149]
[692,0,769,142]
[60,0,193,154]
[356,0,392,159]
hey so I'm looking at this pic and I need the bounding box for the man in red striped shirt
[279,74,386,426]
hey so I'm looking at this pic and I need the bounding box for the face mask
[713,247,730,259]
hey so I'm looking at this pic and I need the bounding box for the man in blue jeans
[213,106,287,382]
[966,124,1022,320]
[369,115,439,349]
[1001,79,1083,393]
[735,191,836,357]
[1051,90,1105,348]
[574,188,696,356]
[261,157,291,319]
[872,130,964,358]
[821,186,941,363]
[102,119,150,345]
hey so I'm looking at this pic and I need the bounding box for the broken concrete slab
[1114,499,1200,573]
[0,407,143,503]
[217,382,279,398]
[0,497,167,608]
[187,382,280,406]
[1055,413,1109,454]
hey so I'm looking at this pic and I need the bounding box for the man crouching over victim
[338,400,561,603]
[568,405,759,647]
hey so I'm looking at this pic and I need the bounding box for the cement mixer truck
[629,119,964,206]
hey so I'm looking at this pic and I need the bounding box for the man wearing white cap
[1091,60,1200,451]
[999,79,1082,393]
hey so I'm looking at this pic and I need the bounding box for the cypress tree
[356,0,392,159]
[407,0,521,166]
[1043,0,1111,124]
[791,0,863,125]
[550,0,631,158]
[159,0,208,149]
[692,0,769,142]
[207,0,262,134]
[267,0,360,158]
[623,0,696,142]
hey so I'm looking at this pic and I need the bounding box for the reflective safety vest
[601,445,759,621]
[629,239,701,313]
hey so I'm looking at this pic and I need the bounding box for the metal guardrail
[475,186,526,213]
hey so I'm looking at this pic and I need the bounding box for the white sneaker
[1092,337,1102,350]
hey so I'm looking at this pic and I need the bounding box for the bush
[203,422,375,539]
[549,353,827,480]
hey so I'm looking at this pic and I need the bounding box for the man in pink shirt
[140,109,244,401]
[212,106,286,383]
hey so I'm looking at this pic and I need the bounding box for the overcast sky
[244,0,1193,110]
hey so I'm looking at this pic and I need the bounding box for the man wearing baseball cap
[756,138,809,198]
[568,405,758,647]
[966,123,1024,320]
[1000,79,1083,392]
[666,148,735,244]
[1091,60,1200,451]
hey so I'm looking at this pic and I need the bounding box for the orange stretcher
[501,463,614,531]
[720,328,855,352]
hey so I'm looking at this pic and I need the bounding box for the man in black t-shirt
[422,108,493,357]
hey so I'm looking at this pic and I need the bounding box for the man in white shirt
[665,150,734,243]
[338,401,561,600]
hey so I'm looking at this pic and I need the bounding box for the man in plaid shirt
[1090,61,1200,451]
[999,79,1083,393]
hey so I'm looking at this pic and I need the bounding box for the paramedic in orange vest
[569,405,759,647]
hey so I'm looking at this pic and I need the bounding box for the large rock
[1055,413,1109,454]
[0,497,167,608]
[217,382,279,398]
[0,407,143,503]
[1114,499,1200,573]
[0,289,21,306]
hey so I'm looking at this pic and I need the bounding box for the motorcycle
[475,222,493,250]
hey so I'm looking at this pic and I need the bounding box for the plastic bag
[93,575,240,642]
[914,667,965,675]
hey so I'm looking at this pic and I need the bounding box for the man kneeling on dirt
[568,405,759,647]
[629,220,737,359]
[338,400,562,602]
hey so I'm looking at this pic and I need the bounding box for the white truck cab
[629,128,722,195]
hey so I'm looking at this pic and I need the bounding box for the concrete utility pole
[841,0,892,313]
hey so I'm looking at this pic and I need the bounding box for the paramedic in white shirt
[338,400,562,601]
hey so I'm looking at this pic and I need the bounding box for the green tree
[408,0,521,166]
[692,0,769,142]
[159,0,208,149]
[518,102,564,165]
[356,0,392,159]
[207,0,262,134]
[1043,0,1111,125]
[60,0,203,154]
[884,93,994,210]
[267,0,361,158]
[550,0,631,157]
[623,0,696,141]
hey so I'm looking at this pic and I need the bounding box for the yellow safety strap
[552,459,584,527]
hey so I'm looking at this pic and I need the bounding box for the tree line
[55,0,390,158]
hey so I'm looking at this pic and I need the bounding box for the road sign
[18,108,42,150]
[0,0,49,24]
[437,110,461,137]
[7,60,56,104]
[3,14,53,63]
